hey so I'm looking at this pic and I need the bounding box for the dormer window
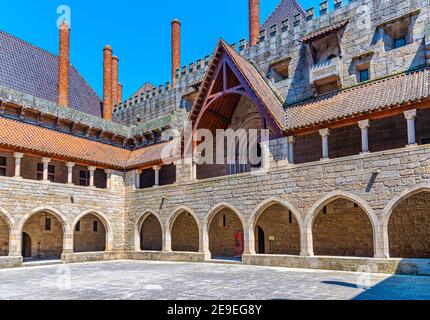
[378,9,420,51]
[268,57,291,83]
[359,69,369,82]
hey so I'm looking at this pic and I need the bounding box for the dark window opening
[79,170,89,186]
[45,218,52,231]
[323,206,327,215]
[0,157,6,177]
[394,37,406,49]
[421,137,430,145]
[223,215,227,227]
[37,163,55,182]
[93,221,98,232]
[359,69,369,82]
[289,212,293,224]
[75,221,80,232]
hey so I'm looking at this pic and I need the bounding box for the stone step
[209,258,242,265]
[23,259,65,268]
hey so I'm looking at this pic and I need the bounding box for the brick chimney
[103,45,113,121]
[112,56,119,105]
[249,0,260,46]
[118,83,123,104]
[57,21,70,107]
[171,19,181,88]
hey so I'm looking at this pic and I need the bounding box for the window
[75,221,80,232]
[268,57,291,83]
[421,137,430,145]
[222,215,226,227]
[79,170,89,186]
[45,217,51,231]
[93,221,98,232]
[0,157,6,177]
[394,37,406,49]
[289,212,293,224]
[37,163,55,182]
[359,69,370,82]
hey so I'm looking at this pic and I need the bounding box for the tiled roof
[302,19,349,43]
[0,116,171,169]
[262,0,306,31]
[285,67,430,130]
[0,30,102,118]
[222,40,286,129]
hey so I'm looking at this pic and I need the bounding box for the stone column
[135,170,142,189]
[300,225,314,257]
[105,169,112,190]
[201,224,211,260]
[162,226,172,252]
[404,109,417,146]
[288,136,295,164]
[358,120,370,154]
[41,157,51,182]
[153,166,161,187]
[246,224,256,255]
[13,152,24,178]
[88,166,96,188]
[8,229,21,257]
[319,128,330,160]
[62,231,74,254]
[66,162,75,185]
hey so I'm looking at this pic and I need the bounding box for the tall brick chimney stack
[57,21,70,107]
[103,45,113,121]
[249,0,260,46]
[112,56,119,105]
[171,19,181,88]
[118,83,123,104]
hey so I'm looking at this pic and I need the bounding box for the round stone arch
[204,202,248,258]
[167,206,201,253]
[18,206,70,259]
[0,207,15,256]
[72,210,114,252]
[305,191,378,258]
[381,184,430,259]
[135,210,164,251]
[249,197,304,255]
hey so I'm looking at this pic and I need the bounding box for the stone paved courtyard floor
[0,260,429,300]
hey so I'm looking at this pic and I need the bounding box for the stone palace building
[0,0,429,275]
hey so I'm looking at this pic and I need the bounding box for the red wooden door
[233,232,244,257]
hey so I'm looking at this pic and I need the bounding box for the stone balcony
[309,57,343,94]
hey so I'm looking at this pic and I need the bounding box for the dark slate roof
[0,30,102,118]
[262,0,306,31]
[285,67,430,130]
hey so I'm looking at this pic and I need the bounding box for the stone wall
[0,217,9,256]
[209,208,243,258]
[140,214,162,251]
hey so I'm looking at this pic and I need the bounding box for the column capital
[135,169,142,175]
[319,128,330,137]
[404,109,417,121]
[153,165,162,171]
[66,162,75,168]
[88,166,97,172]
[13,152,24,159]
[358,119,370,129]
[41,157,51,164]
[287,136,296,144]
[104,169,112,174]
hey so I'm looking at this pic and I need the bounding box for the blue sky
[0,0,338,99]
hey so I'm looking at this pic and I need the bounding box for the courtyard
[0,260,429,300]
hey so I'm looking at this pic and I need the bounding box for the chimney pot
[57,21,70,107]
[103,45,113,121]
[171,19,181,88]
[249,0,260,46]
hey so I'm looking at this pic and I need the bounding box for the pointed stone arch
[136,210,163,252]
[0,208,14,257]
[168,206,201,253]
[72,210,113,252]
[19,206,69,259]
[382,184,430,259]
[249,197,304,255]
[305,191,378,258]
[204,202,248,259]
